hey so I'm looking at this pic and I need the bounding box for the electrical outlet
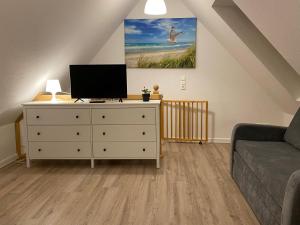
[180,75,186,90]
[180,80,186,90]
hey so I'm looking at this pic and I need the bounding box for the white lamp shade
[144,0,167,15]
[46,80,61,93]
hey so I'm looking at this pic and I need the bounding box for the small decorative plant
[141,86,151,102]
[141,87,151,94]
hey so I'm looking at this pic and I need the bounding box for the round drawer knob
[75,115,79,119]
[76,132,80,136]
[102,115,105,119]
[142,115,145,118]
[142,148,146,152]
[102,132,106,136]
[103,148,106,152]
[37,132,41,136]
[38,148,42,152]
[142,132,146,135]
[77,149,81,152]
[36,115,40,119]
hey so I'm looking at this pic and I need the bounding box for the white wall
[0,0,138,126]
[0,123,17,168]
[91,0,287,142]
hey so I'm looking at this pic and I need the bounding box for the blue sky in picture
[124,18,197,44]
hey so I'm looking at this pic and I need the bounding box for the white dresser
[23,100,161,168]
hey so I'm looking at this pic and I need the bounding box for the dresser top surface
[23,100,160,107]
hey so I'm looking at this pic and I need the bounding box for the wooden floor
[0,143,259,225]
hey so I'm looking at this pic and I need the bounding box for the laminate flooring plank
[0,143,259,225]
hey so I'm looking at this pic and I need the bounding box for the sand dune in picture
[125,49,187,68]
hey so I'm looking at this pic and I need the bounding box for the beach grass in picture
[124,18,197,68]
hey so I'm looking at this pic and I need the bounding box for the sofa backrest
[284,107,300,149]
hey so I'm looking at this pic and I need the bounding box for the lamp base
[51,93,57,102]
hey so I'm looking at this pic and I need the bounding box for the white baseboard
[163,138,231,143]
[0,154,17,168]
[208,138,231,143]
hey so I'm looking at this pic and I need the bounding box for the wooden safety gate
[161,100,208,143]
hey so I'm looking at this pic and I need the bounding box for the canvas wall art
[124,17,197,68]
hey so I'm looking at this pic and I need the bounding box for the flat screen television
[70,64,127,100]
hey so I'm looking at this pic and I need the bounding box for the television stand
[23,100,161,169]
[119,98,123,102]
[74,98,84,103]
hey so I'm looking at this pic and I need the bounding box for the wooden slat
[196,102,199,139]
[179,102,182,139]
[191,102,194,140]
[162,100,207,102]
[201,102,203,141]
[175,102,178,138]
[166,102,169,138]
[206,101,209,141]
[183,102,186,139]
[187,102,190,139]
[170,102,173,139]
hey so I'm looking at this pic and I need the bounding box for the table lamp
[46,80,61,102]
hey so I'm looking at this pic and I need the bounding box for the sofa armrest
[232,123,287,143]
[282,170,300,225]
[230,123,287,175]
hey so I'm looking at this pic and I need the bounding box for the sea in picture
[124,18,197,68]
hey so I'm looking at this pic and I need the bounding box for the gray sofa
[231,108,300,225]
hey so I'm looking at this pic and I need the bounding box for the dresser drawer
[28,126,91,141]
[26,108,90,125]
[29,142,91,159]
[93,142,156,158]
[93,125,156,142]
[92,108,155,124]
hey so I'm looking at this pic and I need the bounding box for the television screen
[70,64,127,99]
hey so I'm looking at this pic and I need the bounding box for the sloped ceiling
[212,1,300,100]
[182,0,299,113]
[233,0,300,75]
[0,0,138,125]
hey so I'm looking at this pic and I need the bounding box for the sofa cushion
[236,140,300,207]
[284,107,300,149]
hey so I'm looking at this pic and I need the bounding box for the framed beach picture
[124,17,197,68]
